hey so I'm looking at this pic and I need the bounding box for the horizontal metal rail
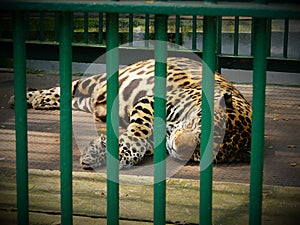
[1,1,300,18]
[1,39,299,73]
[1,10,299,73]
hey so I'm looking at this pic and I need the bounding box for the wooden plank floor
[0,71,300,224]
[0,167,300,224]
[0,72,299,186]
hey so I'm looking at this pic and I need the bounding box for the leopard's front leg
[80,96,155,170]
[119,97,155,169]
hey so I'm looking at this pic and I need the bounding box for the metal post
[14,11,29,225]
[200,16,217,225]
[98,12,104,44]
[55,12,59,42]
[106,12,119,225]
[40,12,45,41]
[175,15,181,47]
[234,16,239,56]
[84,12,89,44]
[266,18,272,57]
[154,14,167,225]
[59,11,73,225]
[145,13,150,47]
[129,13,133,45]
[251,18,254,56]
[283,18,289,58]
[216,16,222,73]
[249,18,267,225]
[192,15,197,50]
[24,12,29,40]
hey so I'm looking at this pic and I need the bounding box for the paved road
[0,72,299,186]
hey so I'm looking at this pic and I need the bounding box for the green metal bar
[0,15,2,39]
[144,13,150,47]
[39,11,45,41]
[13,11,29,225]
[283,18,289,58]
[24,12,29,40]
[70,13,74,42]
[59,11,73,225]
[216,16,222,72]
[200,16,217,225]
[266,18,272,57]
[3,1,299,18]
[98,12,104,44]
[255,0,267,5]
[175,15,181,47]
[129,13,133,45]
[251,18,254,56]
[192,15,197,50]
[55,12,59,42]
[106,12,119,225]
[249,17,267,225]
[84,12,89,44]
[154,14,167,225]
[1,39,299,72]
[234,16,239,56]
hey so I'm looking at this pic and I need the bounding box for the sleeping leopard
[9,57,252,169]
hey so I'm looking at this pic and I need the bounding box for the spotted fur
[9,57,252,169]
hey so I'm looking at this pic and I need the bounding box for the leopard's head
[80,133,107,169]
[167,126,199,161]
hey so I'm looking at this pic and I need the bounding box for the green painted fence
[1,1,300,225]
[1,7,300,72]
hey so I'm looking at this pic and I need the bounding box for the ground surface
[0,71,300,224]
[0,71,299,186]
[0,168,300,225]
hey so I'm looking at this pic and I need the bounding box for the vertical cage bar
[216,16,222,73]
[249,18,267,225]
[266,18,272,57]
[154,14,167,225]
[145,13,150,47]
[39,11,45,41]
[55,12,59,42]
[98,12,104,44]
[200,16,217,225]
[0,15,2,39]
[98,12,103,44]
[283,18,289,58]
[84,12,89,44]
[251,18,254,56]
[70,13,74,42]
[24,12,29,40]
[106,12,119,225]
[192,15,197,50]
[59,11,73,225]
[14,11,29,225]
[175,15,181,47]
[129,13,134,45]
[234,16,239,56]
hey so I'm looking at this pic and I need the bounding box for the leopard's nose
[80,160,93,170]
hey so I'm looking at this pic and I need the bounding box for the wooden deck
[0,72,300,224]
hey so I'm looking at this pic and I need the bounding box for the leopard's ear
[224,92,233,109]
